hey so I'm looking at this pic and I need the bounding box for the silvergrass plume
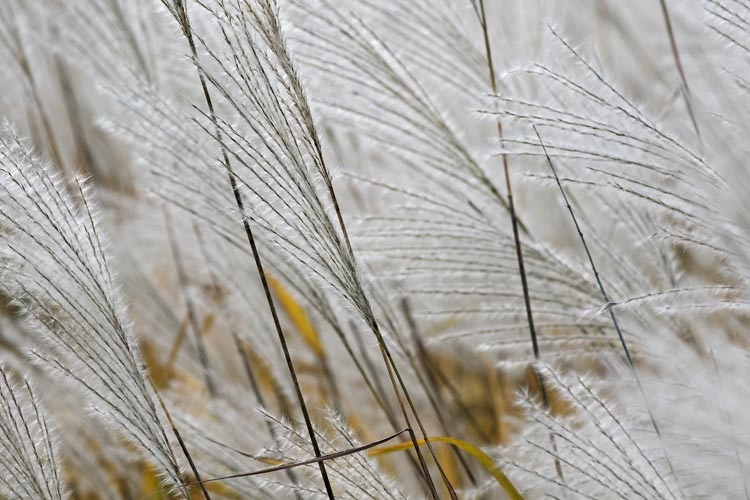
[161,0,335,496]
[2,1,750,498]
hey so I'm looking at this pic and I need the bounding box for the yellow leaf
[268,275,325,358]
[369,436,523,500]
[203,481,236,499]
[141,464,167,500]
[256,456,284,466]
[437,438,460,492]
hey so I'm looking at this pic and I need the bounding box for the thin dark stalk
[658,0,701,139]
[193,223,303,497]
[477,0,553,405]
[234,340,304,500]
[319,178,452,499]
[478,1,565,487]
[349,315,429,482]
[315,308,405,442]
[348,320,432,489]
[170,1,446,495]
[168,2,335,496]
[477,0,540,361]
[218,88,337,500]
[534,124,681,499]
[157,428,411,497]
[532,127,634,367]
[153,388,211,500]
[281,18,455,500]
[371,322,442,500]
[310,47,456,500]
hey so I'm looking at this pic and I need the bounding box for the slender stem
[161,428,411,496]
[306,32,454,500]
[169,1,335,497]
[348,320,432,488]
[658,0,701,139]
[478,0,541,362]
[534,124,681,499]
[370,319,443,500]
[154,386,212,500]
[193,224,304,498]
[478,0,550,398]
[315,110,454,500]
[478,1,565,487]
